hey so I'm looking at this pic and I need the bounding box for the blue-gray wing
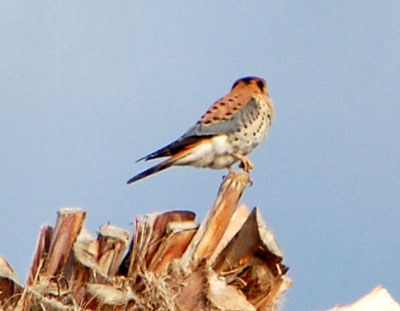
[138,97,260,161]
[183,97,259,137]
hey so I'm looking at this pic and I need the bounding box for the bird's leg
[233,153,254,172]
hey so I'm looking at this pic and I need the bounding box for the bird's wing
[185,95,260,136]
[138,95,261,161]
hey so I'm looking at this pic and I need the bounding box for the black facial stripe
[256,80,265,92]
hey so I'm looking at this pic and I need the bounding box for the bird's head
[231,76,268,95]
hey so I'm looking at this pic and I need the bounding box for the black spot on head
[241,77,253,84]
[220,102,226,106]
[212,106,218,110]
[231,76,262,89]
[228,98,234,102]
[213,116,221,121]
[232,77,252,89]
[225,112,233,116]
[256,80,265,92]
[232,107,239,111]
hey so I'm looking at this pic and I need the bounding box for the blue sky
[1,2,399,310]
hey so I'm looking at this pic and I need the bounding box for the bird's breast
[228,97,273,154]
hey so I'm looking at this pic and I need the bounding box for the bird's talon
[240,161,253,172]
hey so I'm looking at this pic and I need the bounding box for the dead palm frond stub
[1,171,290,311]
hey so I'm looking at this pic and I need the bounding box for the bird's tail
[126,157,175,185]
[127,139,208,185]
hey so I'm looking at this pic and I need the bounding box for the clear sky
[1,2,399,310]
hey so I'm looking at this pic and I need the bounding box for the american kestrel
[127,76,274,184]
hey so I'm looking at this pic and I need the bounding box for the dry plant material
[0,171,290,311]
[0,255,23,308]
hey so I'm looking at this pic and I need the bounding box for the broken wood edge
[27,224,53,286]
[0,254,23,289]
[97,224,130,276]
[0,255,23,310]
[149,226,197,274]
[209,204,250,264]
[180,171,251,268]
[42,208,86,277]
[144,211,196,269]
[126,213,159,277]
[72,225,99,271]
[213,207,285,273]
[211,207,289,308]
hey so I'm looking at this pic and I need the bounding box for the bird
[127,76,275,185]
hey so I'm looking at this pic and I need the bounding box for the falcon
[127,76,274,184]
